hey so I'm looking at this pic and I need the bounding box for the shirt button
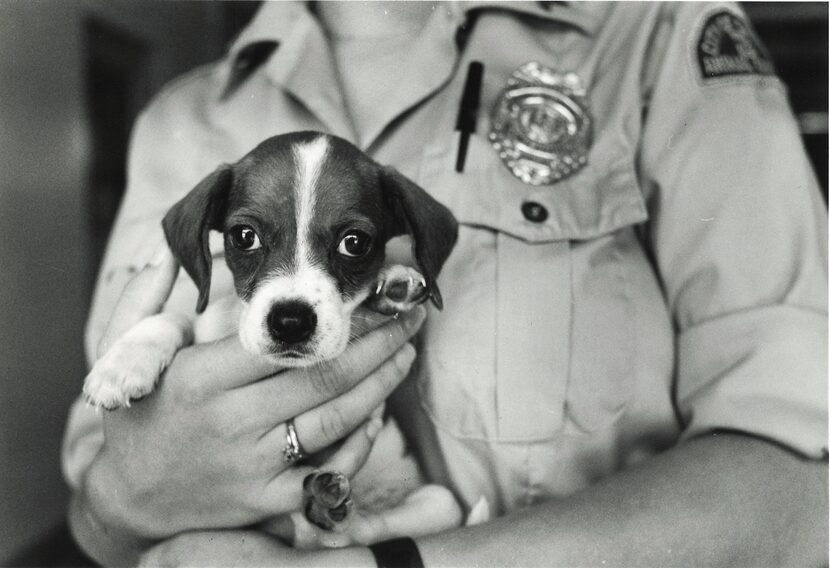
[521,201,548,223]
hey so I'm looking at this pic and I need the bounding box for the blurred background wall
[0,1,825,564]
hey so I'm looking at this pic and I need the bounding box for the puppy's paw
[366,265,428,315]
[303,471,354,532]
[83,343,161,410]
[83,313,192,410]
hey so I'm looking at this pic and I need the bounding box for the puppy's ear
[162,166,233,314]
[381,167,458,310]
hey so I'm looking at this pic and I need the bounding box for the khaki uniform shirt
[64,1,828,518]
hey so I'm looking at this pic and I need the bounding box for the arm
[415,433,827,567]
[142,434,826,567]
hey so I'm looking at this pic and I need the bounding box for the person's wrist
[84,448,166,541]
[68,478,155,566]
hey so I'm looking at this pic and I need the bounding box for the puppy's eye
[228,225,261,251]
[337,230,372,258]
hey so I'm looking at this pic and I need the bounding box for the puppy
[83,131,460,547]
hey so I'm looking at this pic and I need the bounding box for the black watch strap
[368,537,425,568]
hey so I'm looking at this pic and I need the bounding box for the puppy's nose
[267,301,317,344]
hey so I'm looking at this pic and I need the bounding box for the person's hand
[73,246,424,562]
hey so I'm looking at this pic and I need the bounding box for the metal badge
[489,62,592,185]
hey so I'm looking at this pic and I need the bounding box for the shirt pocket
[415,132,648,442]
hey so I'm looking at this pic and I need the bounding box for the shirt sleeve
[639,3,828,458]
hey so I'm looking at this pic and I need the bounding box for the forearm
[416,434,828,567]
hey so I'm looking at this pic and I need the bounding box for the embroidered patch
[696,11,774,81]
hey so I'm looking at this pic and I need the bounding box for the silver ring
[282,418,305,464]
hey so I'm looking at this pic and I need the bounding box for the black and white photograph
[0,1,827,566]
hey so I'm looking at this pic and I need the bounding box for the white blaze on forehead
[293,136,329,270]
[236,136,362,365]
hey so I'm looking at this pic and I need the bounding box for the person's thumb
[97,244,179,359]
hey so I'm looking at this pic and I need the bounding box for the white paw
[83,342,163,410]
[83,313,192,410]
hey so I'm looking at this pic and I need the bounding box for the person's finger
[256,428,389,518]
[254,407,384,516]
[258,464,320,515]
[97,245,179,358]
[258,344,415,456]
[138,305,421,400]
[237,306,425,418]
[348,307,395,339]
[161,335,287,398]
[295,345,413,453]
[321,404,385,477]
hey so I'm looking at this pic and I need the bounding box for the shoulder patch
[695,10,775,83]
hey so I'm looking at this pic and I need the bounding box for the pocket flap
[420,133,648,243]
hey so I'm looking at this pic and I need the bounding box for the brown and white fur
[82,132,461,547]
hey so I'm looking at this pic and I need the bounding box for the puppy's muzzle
[267,300,317,345]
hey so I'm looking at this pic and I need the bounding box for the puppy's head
[162,132,457,365]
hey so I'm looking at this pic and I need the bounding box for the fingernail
[366,416,383,440]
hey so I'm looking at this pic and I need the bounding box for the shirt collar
[222,1,460,145]
[452,1,607,36]
[220,0,607,140]
[229,0,605,57]
[227,1,306,59]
